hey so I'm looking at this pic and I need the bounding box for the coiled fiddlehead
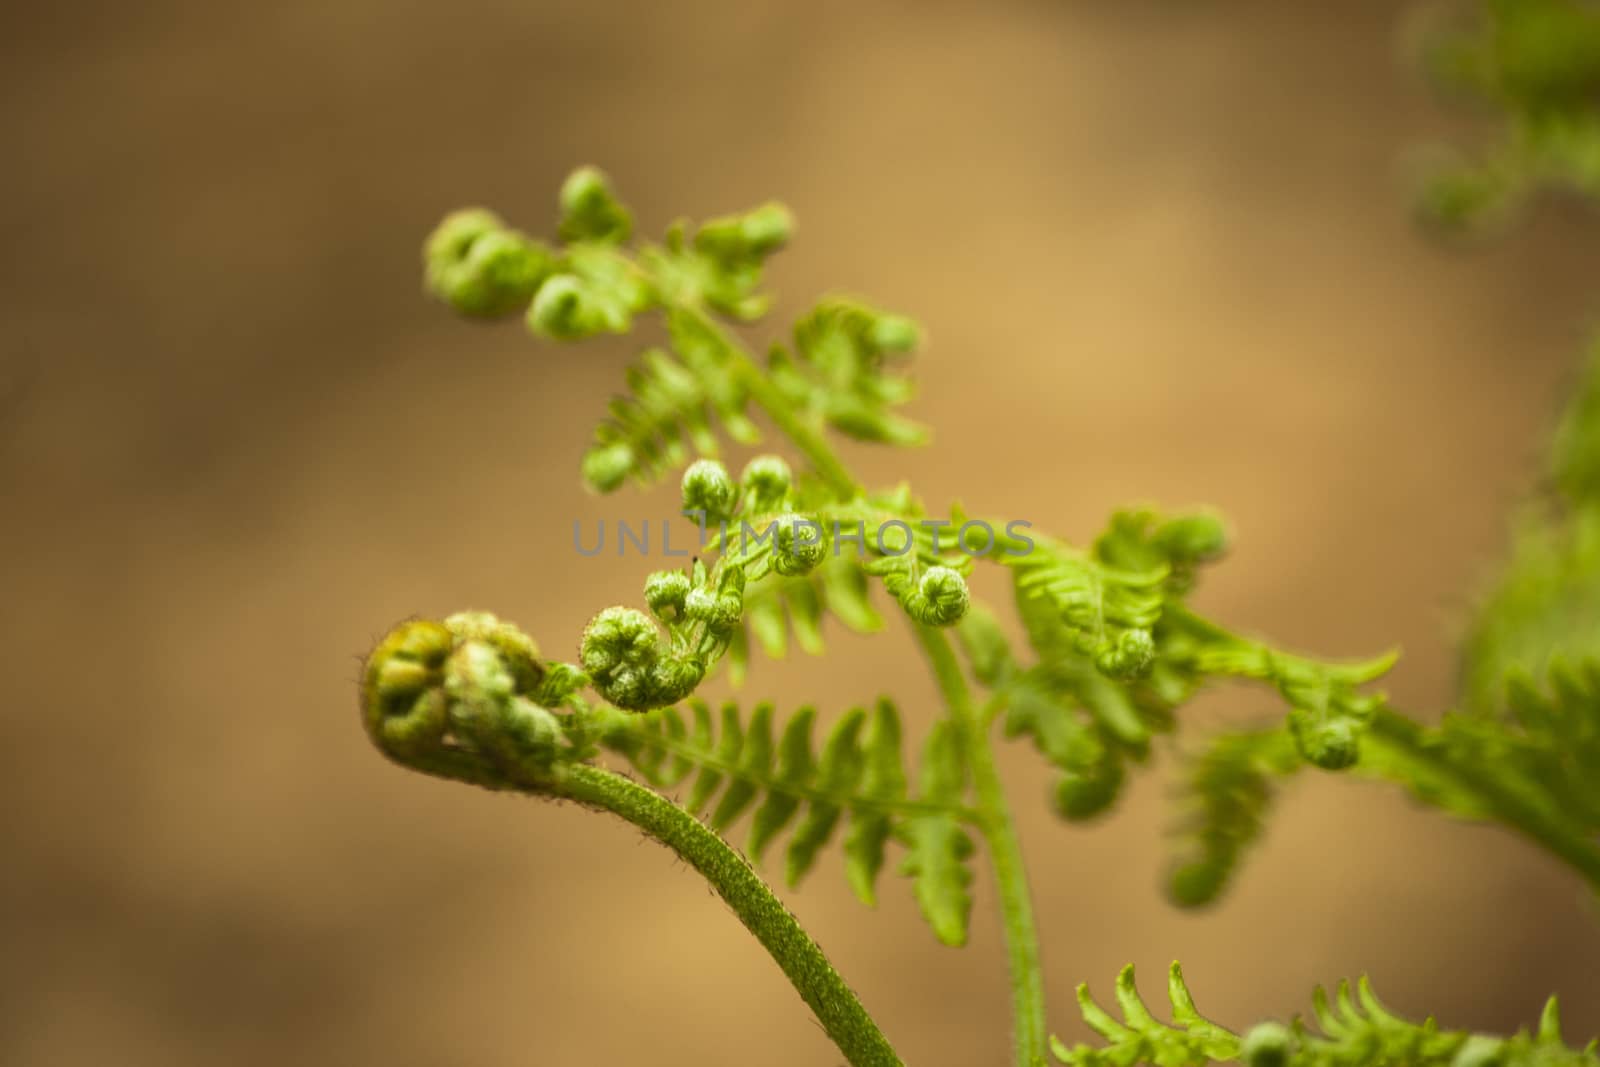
[360,614,903,1067]
[363,612,572,779]
[423,210,557,318]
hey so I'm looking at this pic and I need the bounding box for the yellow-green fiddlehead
[361,613,903,1067]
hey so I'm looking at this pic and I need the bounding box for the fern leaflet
[594,698,979,945]
[1055,963,1598,1067]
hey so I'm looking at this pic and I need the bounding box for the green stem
[1365,709,1600,893]
[915,624,1050,1067]
[545,762,904,1067]
[704,300,1051,1063]
[684,306,860,499]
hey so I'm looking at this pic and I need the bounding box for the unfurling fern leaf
[998,543,1163,821]
[1056,964,1599,1067]
[1005,541,1167,676]
[767,298,930,447]
[1361,658,1600,835]
[1165,728,1303,908]
[1167,658,1600,908]
[596,698,978,945]
[581,335,760,493]
[991,509,1395,834]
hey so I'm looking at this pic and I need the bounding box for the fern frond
[1050,963,1239,1067]
[1056,964,1599,1067]
[595,698,978,945]
[769,298,930,447]
[896,719,975,946]
[1411,0,1600,234]
[1164,728,1303,908]
[1169,658,1600,907]
[1005,539,1167,668]
[579,308,767,492]
[995,509,1394,837]
[1365,658,1600,832]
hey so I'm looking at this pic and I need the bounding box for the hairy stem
[545,762,904,1066]
[916,624,1049,1067]
[1366,709,1600,893]
[696,303,1049,1060]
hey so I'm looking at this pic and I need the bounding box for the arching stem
[915,624,1049,1067]
[549,763,904,1067]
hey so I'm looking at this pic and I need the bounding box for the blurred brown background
[4,2,1600,1065]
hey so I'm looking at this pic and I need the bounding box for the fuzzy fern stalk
[354,154,1600,1066]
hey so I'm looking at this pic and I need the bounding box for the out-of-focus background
[4,2,1599,1065]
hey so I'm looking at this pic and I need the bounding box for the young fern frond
[1164,728,1303,907]
[1159,654,1600,908]
[1055,963,1598,1067]
[595,698,978,945]
[968,506,1396,839]
[1361,659,1600,838]
[360,611,904,1067]
[581,335,760,493]
[384,161,1600,1067]
[423,165,928,496]
[1172,340,1600,906]
[769,298,930,447]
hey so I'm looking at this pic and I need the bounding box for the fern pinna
[600,698,975,944]
[1055,964,1596,1067]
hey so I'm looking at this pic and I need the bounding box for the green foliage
[1177,341,1600,906]
[1165,728,1302,908]
[975,507,1395,844]
[1057,964,1598,1067]
[1051,963,1239,1067]
[769,299,930,447]
[1462,340,1600,707]
[1413,0,1600,233]
[595,698,977,945]
[422,167,922,496]
[422,208,555,318]
[1362,660,1600,840]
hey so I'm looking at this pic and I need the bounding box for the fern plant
[359,5,1600,1062]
